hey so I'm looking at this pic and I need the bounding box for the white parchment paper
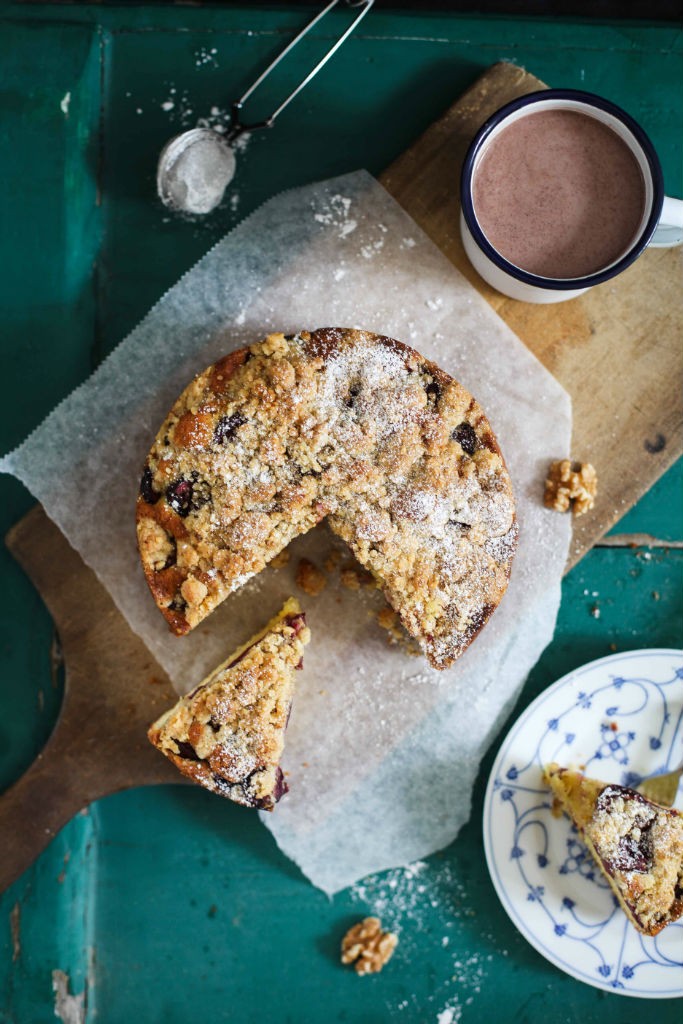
[1,171,571,893]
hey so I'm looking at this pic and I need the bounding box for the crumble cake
[137,328,517,669]
[148,598,309,810]
[544,762,683,936]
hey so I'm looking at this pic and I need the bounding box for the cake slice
[544,762,683,936]
[148,598,310,810]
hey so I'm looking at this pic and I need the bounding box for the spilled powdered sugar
[347,858,506,1021]
[313,193,358,237]
[194,46,219,68]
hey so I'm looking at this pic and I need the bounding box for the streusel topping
[137,328,517,669]
[148,599,310,810]
[544,763,683,936]
[587,784,683,933]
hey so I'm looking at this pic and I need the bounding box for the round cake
[136,327,517,669]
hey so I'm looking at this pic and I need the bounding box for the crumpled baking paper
[1,170,571,894]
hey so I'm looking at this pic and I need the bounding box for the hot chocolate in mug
[460,89,683,304]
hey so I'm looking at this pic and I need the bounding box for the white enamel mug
[460,89,683,304]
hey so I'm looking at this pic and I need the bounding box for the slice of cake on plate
[148,598,309,810]
[544,762,683,936]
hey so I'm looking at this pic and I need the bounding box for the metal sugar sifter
[157,0,374,215]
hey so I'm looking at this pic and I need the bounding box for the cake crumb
[324,549,343,573]
[376,605,421,656]
[544,459,597,516]
[296,558,327,596]
[340,564,375,590]
[270,549,290,570]
[341,917,398,975]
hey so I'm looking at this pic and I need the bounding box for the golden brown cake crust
[137,328,517,669]
[544,763,683,936]
[148,598,310,810]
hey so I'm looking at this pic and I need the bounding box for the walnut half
[341,917,398,975]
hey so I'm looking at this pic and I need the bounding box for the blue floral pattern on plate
[483,649,683,998]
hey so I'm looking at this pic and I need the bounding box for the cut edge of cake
[544,762,683,936]
[148,597,310,810]
[136,328,517,670]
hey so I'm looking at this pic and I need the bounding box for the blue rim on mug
[460,89,666,291]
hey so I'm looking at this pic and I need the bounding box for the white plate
[483,648,683,998]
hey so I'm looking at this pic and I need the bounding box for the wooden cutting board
[2,62,681,894]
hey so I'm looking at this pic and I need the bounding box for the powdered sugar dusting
[152,606,308,808]
[347,856,505,1020]
[313,194,358,238]
[195,46,219,68]
[437,1007,461,1024]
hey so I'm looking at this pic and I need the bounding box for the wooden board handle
[0,739,94,893]
[1,506,186,893]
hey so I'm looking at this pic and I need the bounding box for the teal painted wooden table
[0,5,681,1021]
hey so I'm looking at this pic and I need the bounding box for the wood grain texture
[379,61,683,569]
[0,506,185,894]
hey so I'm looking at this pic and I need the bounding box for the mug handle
[649,195,683,247]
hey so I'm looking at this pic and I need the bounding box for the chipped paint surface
[10,902,20,962]
[50,631,64,689]
[52,970,85,1024]
[57,849,72,885]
